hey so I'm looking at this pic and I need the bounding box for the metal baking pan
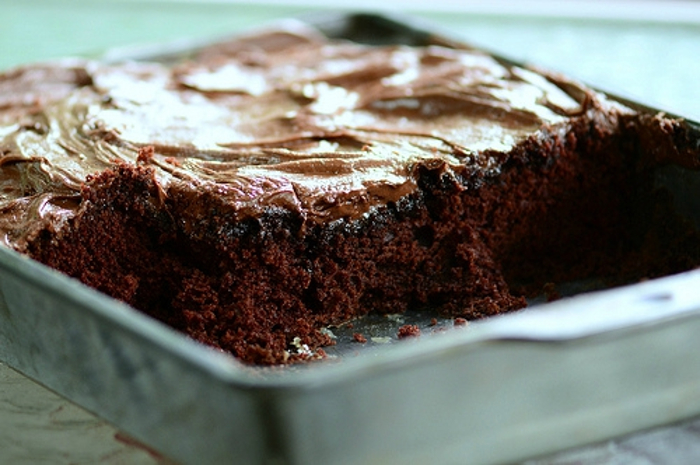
[2,12,700,465]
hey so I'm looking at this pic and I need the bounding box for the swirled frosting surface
[0,23,587,249]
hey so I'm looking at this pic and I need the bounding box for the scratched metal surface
[5,355,700,465]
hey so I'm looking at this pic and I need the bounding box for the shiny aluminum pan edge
[1,11,700,465]
[4,244,700,465]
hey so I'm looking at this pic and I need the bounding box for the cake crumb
[353,333,367,344]
[397,324,420,339]
[290,337,326,360]
[429,318,438,326]
[291,336,312,356]
[543,282,561,302]
[136,145,155,164]
[454,318,468,327]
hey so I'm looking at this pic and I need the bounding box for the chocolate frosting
[0,23,603,250]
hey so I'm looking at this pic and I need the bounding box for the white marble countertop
[0,361,166,464]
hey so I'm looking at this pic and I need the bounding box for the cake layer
[0,23,698,364]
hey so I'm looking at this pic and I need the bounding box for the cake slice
[0,23,698,364]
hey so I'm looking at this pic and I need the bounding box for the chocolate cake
[0,23,698,364]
